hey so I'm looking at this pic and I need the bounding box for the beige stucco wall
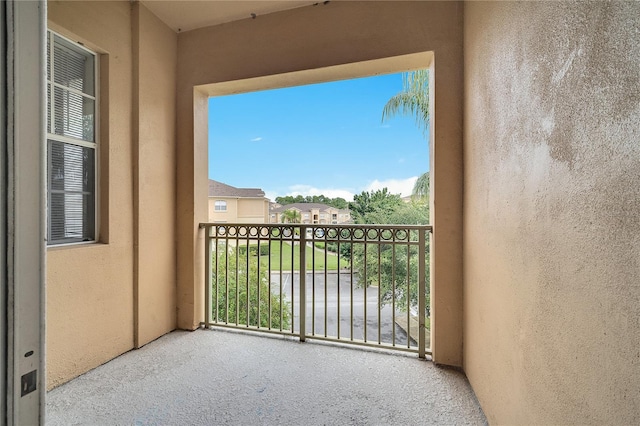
[47,0,135,388]
[46,1,177,387]
[463,2,640,424]
[237,199,269,221]
[132,2,177,348]
[177,1,464,366]
[208,198,269,223]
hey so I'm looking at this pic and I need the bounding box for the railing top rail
[199,222,432,231]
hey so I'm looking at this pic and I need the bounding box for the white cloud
[364,176,417,197]
[250,137,263,142]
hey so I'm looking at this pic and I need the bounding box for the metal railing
[199,223,432,357]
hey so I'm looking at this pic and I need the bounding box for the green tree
[381,69,430,135]
[211,244,291,329]
[348,188,403,224]
[281,209,301,223]
[275,195,305,204]
[348,196,430,316]
[275,195,349,210]
[329,197,348,209]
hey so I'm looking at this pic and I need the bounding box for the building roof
[270,203,348,214]
[208,180,265,198]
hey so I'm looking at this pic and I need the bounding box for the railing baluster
[363,232,368,343]
[205,225,212,326]
[312,229,316,335]
[290,229,295,334]
[337,238,341,340]
[350,241,354,341]
[377,237,381,345]
[257,236,261,328]
[279,237,283,332]
[418,229,426,358]
[324,229,328,338]
[268,234,272,330]
[235,232,240,325]
[392,239,396,346]
[406,232,411,349]
[246,228,250,327]
[225,231,229,324]
[300,225,306,342]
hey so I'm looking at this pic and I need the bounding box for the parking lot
[271,271,416,347]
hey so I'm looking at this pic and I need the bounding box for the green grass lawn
[258,241,349,271]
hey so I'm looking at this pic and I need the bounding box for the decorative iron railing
[199,223,432,357]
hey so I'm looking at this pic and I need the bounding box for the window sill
[46,240,106,250]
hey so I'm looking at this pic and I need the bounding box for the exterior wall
[463,2,640,424]
[177,2,464,367]
[46,1,177,387]
[132,3,177,348]
[236,199,269,222]
[208,197,238,222]
[208,197,268,223]
[47,1,135,388]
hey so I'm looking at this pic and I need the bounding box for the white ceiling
[141,1,317,33]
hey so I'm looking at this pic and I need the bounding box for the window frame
[46,30,99,246]
[214,200,227,211]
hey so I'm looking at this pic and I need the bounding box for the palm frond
[411,172,430,200]
[381,70,430,136]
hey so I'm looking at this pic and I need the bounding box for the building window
[215,200,227,211]
[47,31,97,245]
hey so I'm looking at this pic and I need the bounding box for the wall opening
[197,52,435,351]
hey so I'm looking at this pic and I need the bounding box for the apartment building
[208,180,269,223]
[270,203,351,224]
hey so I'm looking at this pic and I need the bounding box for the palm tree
[382,70,430,201]
[412,172,430,201]
[280,209,301,224]
[381,69,430,136]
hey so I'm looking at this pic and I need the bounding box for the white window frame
[214,200,227,211]
[46,30,99,246]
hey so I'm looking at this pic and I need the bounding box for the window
[214,200,227,211]
[46,31,97,245]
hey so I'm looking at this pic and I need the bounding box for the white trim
[46,29,99,246]
[50,81,96,100]
[5,0,47,423]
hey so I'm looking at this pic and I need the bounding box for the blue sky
[208,73,429,202]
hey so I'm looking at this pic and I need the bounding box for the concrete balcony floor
[47,329,487,425]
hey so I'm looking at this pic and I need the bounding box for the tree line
[275,195,349,209]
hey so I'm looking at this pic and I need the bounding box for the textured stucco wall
[208,197,238,222]
[177,1,464,366]
[47,0,135,388]
[133,3,177,348]
[463,2,640,423]
[47,1,178,387]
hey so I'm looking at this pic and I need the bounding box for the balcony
[46,223,487,424]
[46,329,487,424]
